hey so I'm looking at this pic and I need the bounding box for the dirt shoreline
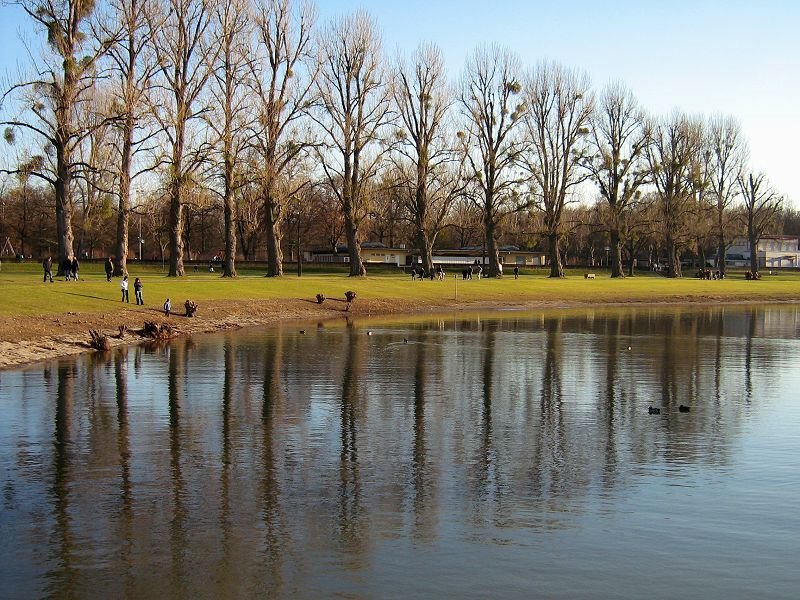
[1,295,797,370]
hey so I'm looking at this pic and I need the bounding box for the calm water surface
[1,305,799,599]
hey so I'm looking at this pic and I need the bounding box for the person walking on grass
[105,257,114,281]
[121,275,130,303]
[62,256,72,281]
[71,255,80,281]
[42,256,53,283]
[163,297,171,317]
[134,277,144,305]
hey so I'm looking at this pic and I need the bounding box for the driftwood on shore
[140,321,176,340]
[88,330,111,351]
[185,299,199,317]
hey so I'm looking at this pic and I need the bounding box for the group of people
[119,275,145,305]
[42,256,81,282]
[410,265,446,281]
[696,269,725,280]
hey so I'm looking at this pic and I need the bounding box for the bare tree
[522,61,594,278]
[235,178,263,260]
[738,171,782,276]
[104,0,160,275]
[250,0,317,277]
[314,11,392,276]
[645,112,704,278]
[443,192,482,249]
[707,115,747,275]
[458,45,526,277]
[582,82,648,277]
[392,43,460,273]
[74,104,116,258]
[208,0,254,277]
[2,0,111,271]
[150,0,217,276]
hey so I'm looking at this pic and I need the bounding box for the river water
[1,305,799,599]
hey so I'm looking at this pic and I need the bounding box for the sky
[2,0,798,205]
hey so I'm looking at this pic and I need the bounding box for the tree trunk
[168,179,185,277]
[55,152,75,273]
[717,236,727,275]
[343,204,365,277]
[264,186,283,277]
[114,119,133,276]
[748,232,759,275]
[265,213,283,277]
[484,220,500,277]
[610,229,624,278]
[222,156,237,277]
[223,189,237,277]
[547,232,564,278]
[416,227,433,274]
[667,237,682,278]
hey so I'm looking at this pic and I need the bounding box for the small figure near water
[163,298,171,317]
[134,277,144,305]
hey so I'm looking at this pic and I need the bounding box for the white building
[724,236,800,268]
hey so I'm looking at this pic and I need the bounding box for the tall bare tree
[645,112,704,278]
[2,0,110,272]
[314,11,391,276]
[150,0,217,276]
[707,115,747,275]
[582,82,648,277]
[392,43,460,273]
[738,171,782,276]
[208,0,254,277]
[458,45,526,277]
[522,61,593,278]
[250,0,317,277]
[105,0,159,275]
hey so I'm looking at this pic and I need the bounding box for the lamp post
[604,246,610,268]
[138,214,143,262]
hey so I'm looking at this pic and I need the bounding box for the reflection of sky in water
[1,305,799,599]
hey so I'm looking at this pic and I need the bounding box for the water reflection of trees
[46,363,77,598]
[8,305,798,594]
[260,333,287,596]
[338,324,365,562]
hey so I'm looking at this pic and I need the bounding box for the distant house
[306,244,548,268]
[722,236,800,268]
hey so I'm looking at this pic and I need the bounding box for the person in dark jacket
[70,256,80,281]
[134,277,144,305]
[105,257,114,281]
[42,256,53,283]
[62,256,72,281]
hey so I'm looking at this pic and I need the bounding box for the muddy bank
[1,295,797,370]
[0,297,446,370]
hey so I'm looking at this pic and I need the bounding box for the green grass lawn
[1,259,799,318]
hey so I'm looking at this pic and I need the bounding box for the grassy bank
[2,260,799,318]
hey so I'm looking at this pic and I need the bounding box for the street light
[138,214,143,261]
[604,246,610,268]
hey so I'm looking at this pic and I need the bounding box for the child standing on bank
[121,275,130,302]
[163,297,171,317]
[134,277,144,305]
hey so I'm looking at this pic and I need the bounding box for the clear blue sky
[2,0,798,204]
